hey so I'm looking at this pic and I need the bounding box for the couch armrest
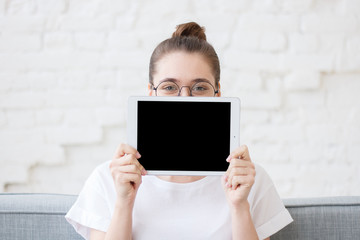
[0,193,82,240]
[271,196,360,240]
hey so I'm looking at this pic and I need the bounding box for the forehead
[153,51,215,85]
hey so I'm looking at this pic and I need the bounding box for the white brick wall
[0,0,359,198]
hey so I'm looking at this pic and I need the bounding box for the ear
[148,83,153,96]
[216,82,221,97]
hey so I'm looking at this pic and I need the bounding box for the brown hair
[149,22,220,89]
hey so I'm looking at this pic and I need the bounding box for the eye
[157,82,179,95]
[163,85,176,91]
[191,82,216,96]
[192,83,209,92]
[193,86,207,91]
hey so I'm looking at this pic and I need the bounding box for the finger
[228,167,252,179]
[226,145,250,162]
[227,167,255,185]
[225,159,254,178]
[110,155,147,175]
[229,158,255,169]
[225,175,247,188]
[129,174,142,188]
[111,166,142,180]
[114,171,142,187]
[111,155,135,167]
[113,143,141,159]
[230,175,254,190]
[117,165,143,175]
[122,155,147,175]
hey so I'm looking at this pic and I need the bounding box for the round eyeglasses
[152,80,219,97]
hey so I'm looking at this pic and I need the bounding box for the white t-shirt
[65,161,293,240]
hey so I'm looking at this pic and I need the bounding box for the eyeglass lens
[156,81,216,96]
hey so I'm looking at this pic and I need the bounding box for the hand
[222,145,256,209]
[110,143,147,204]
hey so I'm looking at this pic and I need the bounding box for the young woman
[66,22,293,240]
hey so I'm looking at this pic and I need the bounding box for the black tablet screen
[137,101,231,172]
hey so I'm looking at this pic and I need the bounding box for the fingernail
[226,155,231,162]
[136,152,141,158]
[224,175,228,182]
[142,169,147,175]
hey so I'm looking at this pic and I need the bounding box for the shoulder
[89,160,111,178]
[248,163,277,203]
[92,160,112,178]
[249,163,293,239]
[82,160,114,194]
[65,160,114,239]
[253,163,274,188]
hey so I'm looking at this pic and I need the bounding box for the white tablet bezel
[127,96,240,176]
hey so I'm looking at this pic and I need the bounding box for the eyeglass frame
[151,79,219,97]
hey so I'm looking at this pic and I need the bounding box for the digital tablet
[127,96,240,176]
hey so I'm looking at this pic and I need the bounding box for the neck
[157,175,205,183]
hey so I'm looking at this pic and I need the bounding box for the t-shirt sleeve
[250,164,293,240]
[65,163,112,240]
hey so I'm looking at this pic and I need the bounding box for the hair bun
[172,22,207,41]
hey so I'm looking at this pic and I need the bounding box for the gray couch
[0,193,359,240]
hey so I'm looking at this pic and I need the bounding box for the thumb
[221,175,229,189]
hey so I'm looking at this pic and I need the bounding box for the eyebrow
[159,78,213,84]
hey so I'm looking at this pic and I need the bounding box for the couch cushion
[1,194,360,240]
[271,196,360,240]
[0,193,82,240]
